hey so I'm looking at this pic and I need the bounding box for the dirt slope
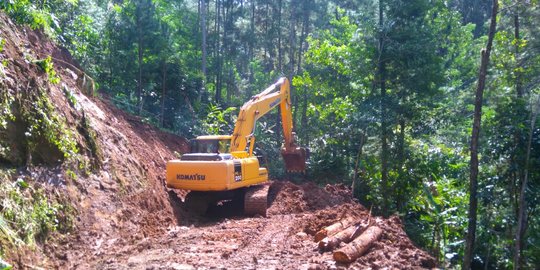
[0,12,436,269]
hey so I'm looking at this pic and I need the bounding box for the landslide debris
[0,12,436,269]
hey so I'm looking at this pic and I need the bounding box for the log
[319,220,371,251]
[333,226,383,263]
[314,217,355,242]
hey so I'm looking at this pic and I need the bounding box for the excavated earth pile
[0,12,436,269]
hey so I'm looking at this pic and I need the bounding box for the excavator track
[244,184,270,217]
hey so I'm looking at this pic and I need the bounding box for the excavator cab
[189,136,231,154]
[181,136,233,161]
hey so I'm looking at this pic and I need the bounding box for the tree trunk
[263,2,269,69]
[314,217,356,242]
[277,0,282,72]
[301,86,308,144]
[106,19,114,90]
[514,95,540,270]
[288,3,297,123]
[248,0,255,86]
[292,2,309,129]
[226,62,233,105]
[223,1,231,105]
[333,226,383,263]
[378,0,389,216]
[159,61,167,128]
[213,0,218,59]
[351,133,366,195]
[396,118,406,212]
[297,7,308,75]
[288,4,300,127]
[511,5,525,268]
[215,0,222,103]
[514,10,522,98]
[463,1,498,269]
[136,6,144,115]
[319,219,371,251]
[201,0,207,80]
[288,4,296,79]
[513,7,525,225]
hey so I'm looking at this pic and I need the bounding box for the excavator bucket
[281,147,307,173]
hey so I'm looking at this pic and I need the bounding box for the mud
[0,12,436,269]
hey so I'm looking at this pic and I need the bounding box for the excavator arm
[230,77,307,172]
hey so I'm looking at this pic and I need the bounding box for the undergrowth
[21,88,79,162]
[0,168,74,255]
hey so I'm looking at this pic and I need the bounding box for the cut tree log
[319,219,371,251]
[314,217,355,242]
[333,226,383,263]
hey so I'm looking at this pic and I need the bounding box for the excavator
[166,77,307,216]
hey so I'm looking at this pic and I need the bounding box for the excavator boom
[230,77,306,172]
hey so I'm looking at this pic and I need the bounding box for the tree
[377,0,390,216]
[201,0,207,80]
[463,0,498,268]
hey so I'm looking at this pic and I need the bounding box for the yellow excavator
[166,77,307,216]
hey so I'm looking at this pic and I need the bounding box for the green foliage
[404,139,469,264]
[1,0,53,33]
[65,169,77,182]
[201,104,237,135]
[34,56,60,84]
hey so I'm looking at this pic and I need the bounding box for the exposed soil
[0,12,436,269]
